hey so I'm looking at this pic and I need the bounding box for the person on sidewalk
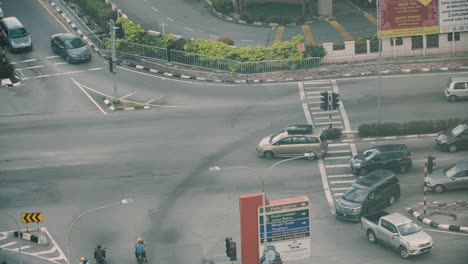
[94,244,107,264]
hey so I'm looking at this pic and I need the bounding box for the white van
[445,77,468,102]
[0,17,32,52]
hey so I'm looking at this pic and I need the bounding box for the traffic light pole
[424,156,428,215]
[109,19,118,103]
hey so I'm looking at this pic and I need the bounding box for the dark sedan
[51,33,91,63]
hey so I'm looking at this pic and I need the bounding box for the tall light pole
[0,211,22,264]
[377,0,382,123]
[109,19,118,103]
[209,154,311,262]
[67,198,133,263]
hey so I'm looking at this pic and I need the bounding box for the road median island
[406,202,468,234]
[103,97,150,111]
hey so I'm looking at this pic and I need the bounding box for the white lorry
[361,211,433,258]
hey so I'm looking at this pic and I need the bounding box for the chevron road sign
[21,212,43,223]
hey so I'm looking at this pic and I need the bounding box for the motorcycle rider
[135,237,147,262]
[94,245,107,264]
[78,257,89,264]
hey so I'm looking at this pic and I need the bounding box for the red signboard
[380,0,439,38]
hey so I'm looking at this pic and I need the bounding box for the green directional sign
[259,209,309,224]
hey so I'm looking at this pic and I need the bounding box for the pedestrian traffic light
[331,92,340,110]
[427,155,436,173]
[115,22,125,39]
[108,58,114,73]
[320,91,329,111]
[225,238,231,258]
[229,242,237,262]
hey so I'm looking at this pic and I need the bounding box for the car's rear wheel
[448,144,457,152]
[367,230,376,243]
[263,151,274,160]
[448,95,457,103]
[399,246,409,259]
[433,184,445,193]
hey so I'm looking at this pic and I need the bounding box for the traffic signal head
[320,91,329,111]
[331,92,340,110]
[427,155,436,173]
[115,22,125,39]
[225,238,231,258]
[229,242,237,261]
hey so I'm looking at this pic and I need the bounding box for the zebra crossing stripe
[325,156,351,160]
[331,180,355,184]
[331,187,349,191]
[325,164,349,168]
[333,192,344,196]
[0,241,17,248]
[328,174,354,178]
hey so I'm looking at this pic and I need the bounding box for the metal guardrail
[103,39,168,61]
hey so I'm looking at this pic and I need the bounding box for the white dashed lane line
[325,164,350,168]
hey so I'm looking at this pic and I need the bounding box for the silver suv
[256,129,327,160]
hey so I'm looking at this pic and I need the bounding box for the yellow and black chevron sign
[21,212,43,223]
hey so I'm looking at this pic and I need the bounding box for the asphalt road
[1,1,468,264]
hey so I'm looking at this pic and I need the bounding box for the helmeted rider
[94,245,107,264]
[135,237,147,262]
[78,257,89,264]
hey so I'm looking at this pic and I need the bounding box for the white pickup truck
[361,211,433,258]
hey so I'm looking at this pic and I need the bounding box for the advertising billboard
[439,0,468,33]
[380,0,440,38]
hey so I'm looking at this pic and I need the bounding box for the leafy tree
[217,37,234,46]
[211,0,234,14]
[116,17,144,42]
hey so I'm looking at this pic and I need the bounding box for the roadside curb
[405,207,468,233]
[13,228,49,246]
[103,98,151,111]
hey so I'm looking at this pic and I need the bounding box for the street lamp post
[0,211,22,264]
[67,198,133,263]
[209,154,311,262]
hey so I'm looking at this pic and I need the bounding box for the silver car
[426,161,468,193]
[51,33,91,63]
[256,129,327,160]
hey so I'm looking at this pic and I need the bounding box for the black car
[335,169,400,222]
[350,144,412,176]
[51,33,91,63]
[436,121,468,152]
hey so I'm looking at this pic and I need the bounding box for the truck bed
[362,211,389,225]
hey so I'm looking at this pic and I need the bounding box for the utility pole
[109,19,119,103]
[376,0,382,123]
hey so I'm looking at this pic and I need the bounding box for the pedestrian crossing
[300,80,358,213]
[0,228,68,264]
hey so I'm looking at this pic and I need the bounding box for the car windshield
[398,222,421,236]
[444,164,458,177]
[10,28,28,38]
[362,149,379,160]
[341,186,369,203]
[270,131,287,144]
[451,123,468,137]
[64,37,85,49]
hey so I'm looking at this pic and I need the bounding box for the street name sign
[258,197,310,262]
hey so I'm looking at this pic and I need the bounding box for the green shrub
[75,0,117,34]
[358,118,466,137]
[324,128,342,140]
[211,0,234,14]
[217,37,234,46]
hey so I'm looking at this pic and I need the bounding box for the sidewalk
[406,201,468,233]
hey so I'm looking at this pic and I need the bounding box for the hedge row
[73,0,116,34]
[358,118,467,137]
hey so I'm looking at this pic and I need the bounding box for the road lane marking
[71,78,108,115]
[366,14,377,25]
[318,158,335,214]
[325,156,351,160]
[10,245,31,251]
[331,187,349,191]
[10,59,39,64]
[331,180,355,184]
[31,246,58,256]
[328,174,354,178]
[145,96,163,104]
[152,7,158,12]
[332,80,352,131]
[350,143,358,156]
[41,227,68,262]
[298,82,313,125]
[315,121,342,125]
[315,116,341,120]
[301,24,316,45]
[119,91,136,100]
[166,17,174,22]
[184,27,194,32]
[46,56,60,59]
[273,26,285,44]
[327,150,350,154]
[312,110,339,114]
[306,91,322,95]
[325,164,350,168]
[424,229,468,236]
[329,20,353,41]
[21,68,102,80]
[37,0,70,32]
[333,192,344,196]
[329,143,349,147]
[0,241,17,248]
[53,62,68,65]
